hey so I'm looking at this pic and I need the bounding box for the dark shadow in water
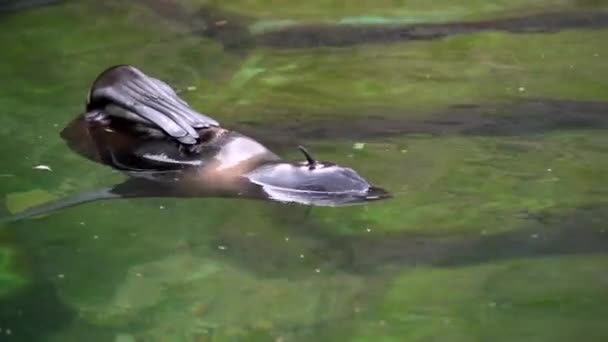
[139,0,608,49]
[344,204,608,272]
[209,203,608,276]
[234,99,608,150]
[0,0,61,13]
[439,211,608,267]
[0,278,75,341]
[254,12,608,48]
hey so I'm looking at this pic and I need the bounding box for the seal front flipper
[86,65,219,145]
[84,122,207,172]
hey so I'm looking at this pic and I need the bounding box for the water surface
[1,1,607,341]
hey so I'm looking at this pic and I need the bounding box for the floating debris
[186,86,197,91]
[57,274,65,279]
[353,142,365,150]
[218,245,227,250]
[159,205,165,210]
[518,87,526,92]
[32,165,52,171]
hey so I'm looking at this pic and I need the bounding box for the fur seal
[4,65,389,222]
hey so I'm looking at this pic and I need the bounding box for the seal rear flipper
[87,65,219,145]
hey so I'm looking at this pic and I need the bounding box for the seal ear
[298,145,317,170]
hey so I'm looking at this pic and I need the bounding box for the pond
[1,0,607,341]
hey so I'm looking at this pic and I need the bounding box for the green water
[1,0,608,341]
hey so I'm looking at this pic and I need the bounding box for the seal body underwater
[3,65,390,222]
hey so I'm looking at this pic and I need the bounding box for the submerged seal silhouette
[4,65,390,222]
